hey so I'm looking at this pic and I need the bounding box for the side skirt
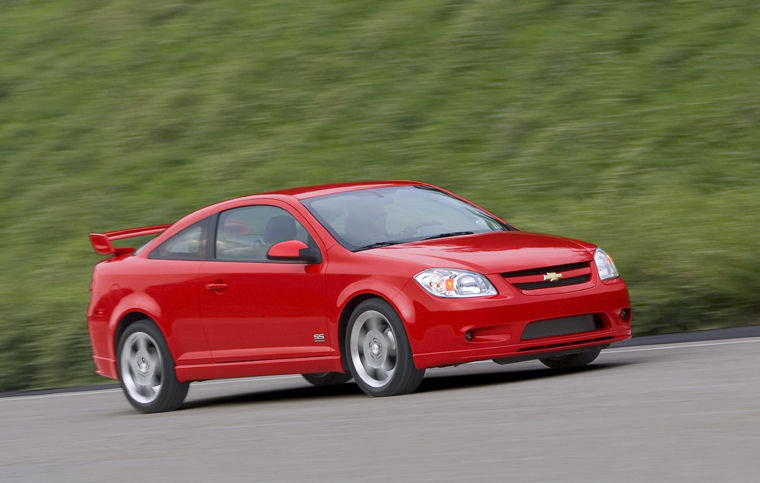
[174,355,344,382]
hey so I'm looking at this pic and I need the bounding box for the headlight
[414,269,497,298]
[594,248,619,281]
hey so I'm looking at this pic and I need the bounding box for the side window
[216,205,311,262]
[150,220,208,260]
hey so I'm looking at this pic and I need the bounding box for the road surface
[1,337,758,481]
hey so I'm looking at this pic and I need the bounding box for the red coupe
[87,181,631,412]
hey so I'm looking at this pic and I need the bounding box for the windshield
[301,185,513,251]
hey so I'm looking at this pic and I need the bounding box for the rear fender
[109,294,166,356]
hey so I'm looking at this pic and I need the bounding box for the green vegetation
[2,0,759,391]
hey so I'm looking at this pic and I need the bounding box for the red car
[87,181,631,412]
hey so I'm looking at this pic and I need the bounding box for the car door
[145,218,212,365]
[198,201,333,363]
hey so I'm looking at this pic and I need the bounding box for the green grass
[1,0,759,391]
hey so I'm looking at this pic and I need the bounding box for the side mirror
[266,240,321,264]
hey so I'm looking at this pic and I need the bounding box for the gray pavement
[1,337,759,482]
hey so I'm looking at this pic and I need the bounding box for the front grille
[501,261,589,278]
[502,261,592,291]
[512,274,591,290]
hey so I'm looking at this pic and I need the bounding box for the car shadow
[417,362,630,394]
[180,381,365,410]
[180,361,635,411]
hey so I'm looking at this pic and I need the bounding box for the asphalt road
[2,336,758,482]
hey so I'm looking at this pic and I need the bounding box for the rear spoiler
[89,224,171,255]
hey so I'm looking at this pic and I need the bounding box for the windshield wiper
[423,231,474,241]
[354,240,406,252]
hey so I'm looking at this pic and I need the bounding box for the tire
[301,372,352,386]
[345,299,424,397]
[539,346,602,369]
[117,320,189,413]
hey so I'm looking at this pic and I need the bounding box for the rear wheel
[117,320,189,413]
[302,372,352,386]
[539,346,602,369]
[345,299,424,397]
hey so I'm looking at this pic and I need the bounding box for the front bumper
[400,276,632,369]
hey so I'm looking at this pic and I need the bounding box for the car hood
[373,231,595,274]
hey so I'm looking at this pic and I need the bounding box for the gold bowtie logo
[543,272,563,282]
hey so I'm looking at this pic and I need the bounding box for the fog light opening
[620,308,632,323]
[465,331,472,341]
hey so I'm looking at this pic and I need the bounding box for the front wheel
[539,346,602,369]
[117,320,189,413]
[345,299,424,397]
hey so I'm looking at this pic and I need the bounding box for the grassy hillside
[1,0,759,391]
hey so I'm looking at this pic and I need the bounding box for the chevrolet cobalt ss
[87,181,631,412]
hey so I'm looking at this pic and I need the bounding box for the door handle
[205,282,228,293]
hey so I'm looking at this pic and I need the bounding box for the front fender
[330,276,426,354]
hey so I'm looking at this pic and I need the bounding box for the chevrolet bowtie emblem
[543,272,563,282]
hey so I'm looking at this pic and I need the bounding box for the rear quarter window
[149,220,208,260]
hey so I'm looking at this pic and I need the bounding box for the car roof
[172,181,430,228]
[261,180,427,200]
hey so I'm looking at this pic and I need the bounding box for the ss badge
[313,333,326,343]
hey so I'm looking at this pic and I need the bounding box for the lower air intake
[521,314,602,341]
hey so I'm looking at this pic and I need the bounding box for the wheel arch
[113,311,161,358]
[337,292,416,370]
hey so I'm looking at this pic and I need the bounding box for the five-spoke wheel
[117,320,188,413]
[346,299,424,396]
[120,331,164,404]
